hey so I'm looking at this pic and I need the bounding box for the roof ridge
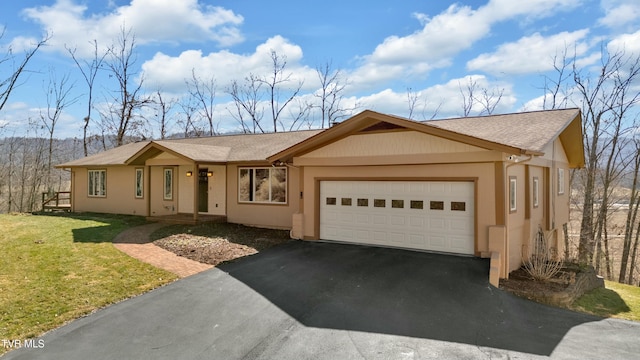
[162,128,324,142]
[421,107,580,123]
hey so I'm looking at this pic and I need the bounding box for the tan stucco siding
[506,161,569,272]
[225,164,301,229]
[72,167,147,215]
[208,165,227,216]
[178,165,194,213]
[507,165,526,272]
[147,152,192,164]
[540,138,570,164]
[149,166,178,216]
[539,138,570,255]
[300,163,497,255]
[301,131,485,158]
[527,166,546,250]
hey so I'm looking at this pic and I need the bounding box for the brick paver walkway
[113,223,213,278]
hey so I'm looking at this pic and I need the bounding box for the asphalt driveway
[4,241,640,359]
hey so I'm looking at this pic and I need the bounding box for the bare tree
[66,40,107,156]
[39,69,79,192]
[622,138,640,283]
[226,75,265,133]
[258,51,303,132]
[152,90,176,139]
[187,70,217,136]
[0,30,48,114]
[459,77,477,117]
[541,47,573,110]
[571,48,640,269]
[178,95,201,137]
[101,26,151,147]
[406,87,419,120]
[314,61,354,127]
[477,87,504,115]
[286,97,312,131]
[406,87,443,120]
[459,76,504,116]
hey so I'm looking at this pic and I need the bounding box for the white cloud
[368,5,487,66]
[480,0,581,23]
[19,0,244,57]
[352,0,581,86]
[608,29,640,56]
[356,75,516,119]
[142,35,316,93]
[467,30,591,75]
[598,0,640,29]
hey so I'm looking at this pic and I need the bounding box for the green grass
[572,280,640,321]
[0,213,177,354]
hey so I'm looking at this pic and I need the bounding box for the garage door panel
[409,216,425,227]
[339,213,354,223]
[390,215,405,226]
[389,232,405,243]
[372,231,386,242]
[372,215,386,225]
[320,180,474,255]
[429,235,446,248]
[449,218,471,231]
[355,230,370,240]
[408,234,425,245]
[429,218,446,230]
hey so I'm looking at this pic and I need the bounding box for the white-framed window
[135,168,144,199]
[532,177,539,208]
[164,168,173,200]
[509,176,517,212]
[238,167,287,204]
[88,169,106,197]
[558,168,565,195]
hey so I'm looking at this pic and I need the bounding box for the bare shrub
[523,227,564,281]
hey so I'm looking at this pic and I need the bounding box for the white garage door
[320,180,475,255]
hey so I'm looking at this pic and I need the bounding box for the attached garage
[264,108,585,283]
[319,180,475,255]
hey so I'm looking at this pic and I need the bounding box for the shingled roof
[268,108,584,168]
[58,108,584,168]
[57,129,323,167]
[423,108,581,154]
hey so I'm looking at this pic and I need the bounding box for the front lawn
[0,213,177,354]
[572,280,640,321]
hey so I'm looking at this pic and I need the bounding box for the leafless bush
[523,227,564,281]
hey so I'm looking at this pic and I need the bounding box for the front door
[198,169,208,213]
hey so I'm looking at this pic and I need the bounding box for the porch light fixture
[186,171,193,177]
[207,171,213,177]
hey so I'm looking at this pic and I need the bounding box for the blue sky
[1,0,639,139]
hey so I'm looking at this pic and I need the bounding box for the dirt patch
[154,233,290,266]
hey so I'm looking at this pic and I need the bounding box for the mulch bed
[500,267,573,297]
[154,233,290,266]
